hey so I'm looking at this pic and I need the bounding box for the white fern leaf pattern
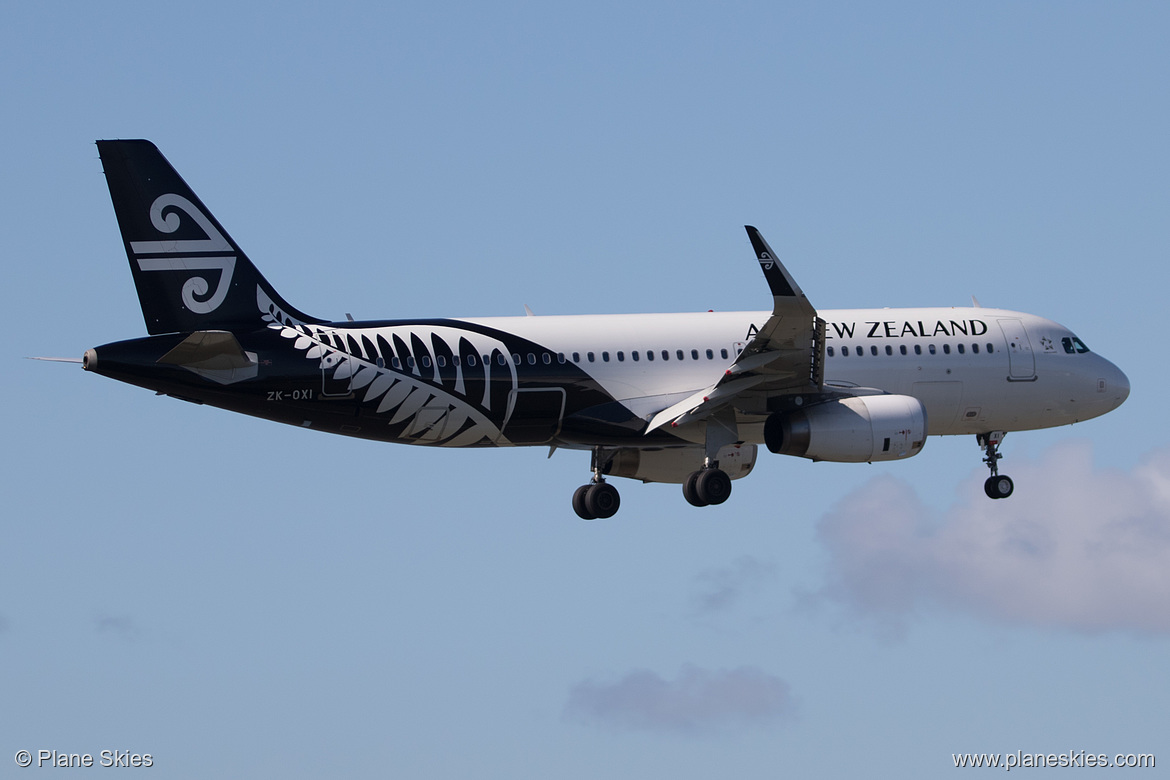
[259,287,516,446]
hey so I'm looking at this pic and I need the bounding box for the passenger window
[721,348,728,359]
[986,343,994,353]
[376,357,384,368]
[616,351,624,362]
[842,346,850,356]
[957,343,965,354]
[511,353,521,364]
[543,353,552,364]
[928,345,936,355]
[392,357,402,369]
[436,356,446,367]
[972,344,979,354]
[407,356,416,368]
[827,346,835,357]
[885,345,893,356]
[676,350,684,360]
[557,353,565,364]
[870,346,878,356]
[497,354,506,365]
[587,352,595,362]
[646,350,654,361]
[942,344,950,355]
[914,345,922,355]
[632,351,639,361]
[422,356,432,368]
[706,349,714,359]
[467,355,477,366]
[691,349,699,360]
[662,350,670,361]
[572,352,580,363]
[602,351,610,362]
[899,345,907,355]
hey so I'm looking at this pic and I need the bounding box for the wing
[646,226,824,432]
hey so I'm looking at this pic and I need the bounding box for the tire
[572,484,596,520]
[984,475,1014,499]
[586,482,621,519]
[696,468,732,505]
[683,471,708,507]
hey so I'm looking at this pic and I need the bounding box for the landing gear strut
[682,408,737,508]
[978,431,1014,499]
[572,448,621,520]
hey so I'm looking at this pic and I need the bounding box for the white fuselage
[458,306,1129,441]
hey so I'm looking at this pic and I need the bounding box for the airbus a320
[73,140,1130,519]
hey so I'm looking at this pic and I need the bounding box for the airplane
[76,140,1129,519]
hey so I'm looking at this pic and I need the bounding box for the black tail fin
[97,139,323,335]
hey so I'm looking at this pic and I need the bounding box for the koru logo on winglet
[758,251,774,271]
[130,193,236,314]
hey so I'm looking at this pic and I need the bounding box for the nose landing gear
[978,431,1014,499]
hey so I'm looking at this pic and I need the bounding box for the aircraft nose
[1099,359,1129,410]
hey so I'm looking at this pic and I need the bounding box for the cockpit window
[1062,336,1091,354]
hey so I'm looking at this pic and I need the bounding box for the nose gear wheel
[977,432,1014,499]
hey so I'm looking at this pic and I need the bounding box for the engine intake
[765,395,927,463]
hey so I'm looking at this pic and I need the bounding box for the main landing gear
[572,449,621,520]
[682,466,732,507]
[569,445,735,519]
[978,431,1014,499]
[683,408,736,508]
[572,480,620,520]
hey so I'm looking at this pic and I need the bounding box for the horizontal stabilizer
[157,330,258,384]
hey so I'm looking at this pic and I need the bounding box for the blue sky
[3,2,1167,777]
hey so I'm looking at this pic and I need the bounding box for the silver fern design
[259,288,517,446]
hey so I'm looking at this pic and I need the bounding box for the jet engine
[764,395,927,463]
[608,444,758,484]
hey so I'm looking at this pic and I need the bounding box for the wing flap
[645,375,767,432]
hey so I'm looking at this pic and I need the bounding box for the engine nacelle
[608,444,758,484]
[764,395,927,463]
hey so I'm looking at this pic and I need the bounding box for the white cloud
[564,665,796,735]
[690,556,776,615]
[813,441,1170,636]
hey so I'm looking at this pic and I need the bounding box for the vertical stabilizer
[97,140,322,334]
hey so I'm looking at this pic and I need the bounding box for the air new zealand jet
[75,140,1128,519]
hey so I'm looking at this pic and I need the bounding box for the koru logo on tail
[130,194,236,314]
[758,251,774,271]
